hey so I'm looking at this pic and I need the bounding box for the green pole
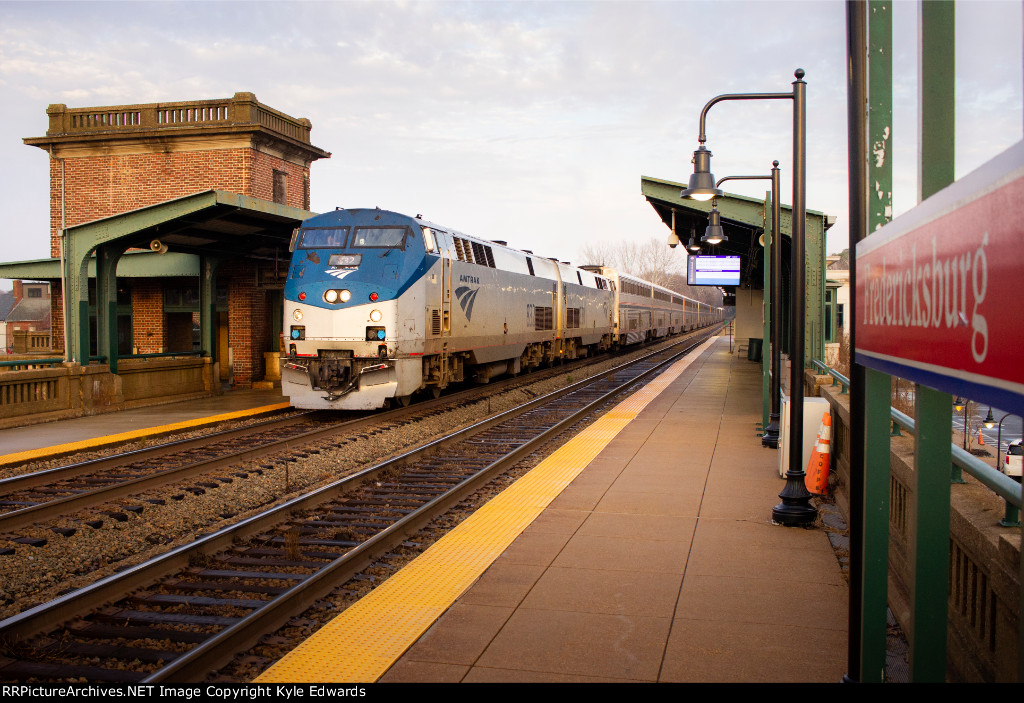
[908,0,954,682]
[762,190,772,431]
[860,0,894,683]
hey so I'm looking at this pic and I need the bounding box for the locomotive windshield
[351,226,408,249]
[298,227,348,249]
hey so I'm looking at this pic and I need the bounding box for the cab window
[298,227,348,249]
[352,226,408,249]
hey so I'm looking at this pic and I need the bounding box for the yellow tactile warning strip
[256,336,719,683]
[0,402,292,467]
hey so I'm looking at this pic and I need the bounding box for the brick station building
[21,93,330,387]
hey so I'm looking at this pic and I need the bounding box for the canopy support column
[200,255,221,361]
[62,233,93,365]
[95,244,124,373]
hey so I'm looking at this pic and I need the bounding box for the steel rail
[0,333,712,650]
[0,329,718,534]
[144,334,711,682]
[0,411,313,490]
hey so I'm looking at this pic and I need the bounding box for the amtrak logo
[455,286,480,321]
[325,269,355,280]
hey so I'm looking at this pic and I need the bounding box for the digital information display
[687,255,740,286]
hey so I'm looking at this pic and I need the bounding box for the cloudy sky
[0,0,1020,269]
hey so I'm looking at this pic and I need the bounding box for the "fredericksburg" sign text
[855,141,1024,413]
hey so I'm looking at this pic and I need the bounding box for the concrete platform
[377,335,848,683]
[0,387,287,463]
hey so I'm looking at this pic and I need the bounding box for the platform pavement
[0,387,287,462]
[379,335,848,683]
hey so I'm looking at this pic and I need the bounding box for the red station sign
[855,141,1024,414]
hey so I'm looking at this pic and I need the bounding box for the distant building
[824,252,850,365]
[0,288,14,352]
[1,280,51,353]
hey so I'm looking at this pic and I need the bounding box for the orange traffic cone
[805,410,832,496]
[978,429,985,445]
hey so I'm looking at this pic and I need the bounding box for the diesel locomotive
[281,208,722,410]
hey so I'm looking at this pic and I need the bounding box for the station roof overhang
[0,251,199,281]
[66,189,316,261]
[641,175,834,291]
[0,189,316,282]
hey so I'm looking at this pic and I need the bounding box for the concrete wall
[0,357,219,430]
[806,370,1020,682]
[732,287,764,349]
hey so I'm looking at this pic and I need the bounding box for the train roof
[408,213,611,285]
[317,209,720,309]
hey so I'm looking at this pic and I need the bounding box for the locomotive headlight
[324,289,339,303]
[369,309,383,322]
[339,289,351,302]
[292,309,303,321]
[421,226,436,252]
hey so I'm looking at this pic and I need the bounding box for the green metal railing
[1,352,204,372]
[812,359,1021,527]
[0,358,64,369]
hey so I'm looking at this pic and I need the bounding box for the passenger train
[281,208,723,410]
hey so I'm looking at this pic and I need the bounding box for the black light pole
[702,167,783,448]
[954,396,967,450]
[995,412,1012,467]
[682,69,814,526]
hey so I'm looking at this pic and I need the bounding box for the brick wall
[222,259,270,387]
[49,148,312,255]
[50,149,249,257]
[50,285,64,352]
[131,280,166,354]
[250,151,311,210]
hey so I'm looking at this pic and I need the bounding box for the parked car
[1004,439,1022,481]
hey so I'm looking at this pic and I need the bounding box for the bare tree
[579,241,620,269]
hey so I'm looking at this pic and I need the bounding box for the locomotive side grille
[566,308,580,329]
[471,241,487,266]
[431,309,441,336]
[483,245,495,268]
[535,306,553,331]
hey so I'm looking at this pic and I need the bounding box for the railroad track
[0,329,716,541]
[0,332,712,683]
[0,359,580,538]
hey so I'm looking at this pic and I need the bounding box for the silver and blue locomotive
[281,208,721,410]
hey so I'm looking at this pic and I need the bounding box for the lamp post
[995,411,1012,468]
[701,167,783,448]
[954,396,967,450]
[681,69,813,525]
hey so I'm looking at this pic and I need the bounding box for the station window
[273,170,288,205]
